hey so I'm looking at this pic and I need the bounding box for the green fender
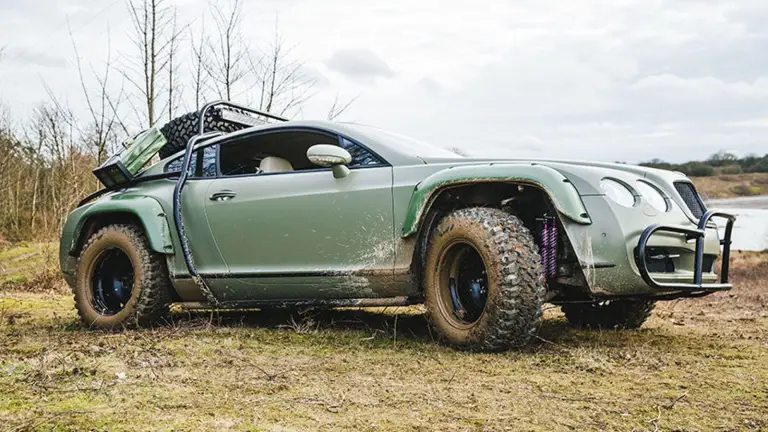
[67,194,174,255]
[401,163,592,237]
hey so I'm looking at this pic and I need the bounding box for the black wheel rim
[440,242,489,325]
[90,248,134,316]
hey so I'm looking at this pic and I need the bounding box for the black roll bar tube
[170,100,288,306]
[197,100,288,135]
[694,210,736,285]
[172,131,224,305]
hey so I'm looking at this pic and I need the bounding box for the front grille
[645,247,676,273]
[703,255,716,273]
[674,182,706,219]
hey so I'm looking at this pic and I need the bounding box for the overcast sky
[1,0,767,162]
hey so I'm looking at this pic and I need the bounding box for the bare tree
[165,9,182,121]
[327,93,358,120]
[206,0,248,100]
[70,27,125,163]
[124,0,174,127]
[248,24,317,116]
[189,15,209,111]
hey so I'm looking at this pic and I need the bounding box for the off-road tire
[423,207,546,351]
[159,108,248,159]
[561,300,656,330]
[74,224,173,329]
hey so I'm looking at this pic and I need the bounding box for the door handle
[209,190,237,201]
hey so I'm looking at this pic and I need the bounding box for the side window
[165,152,197,175]
[216,130,385,177]
[200,145,217,177]
[219,131,340,176]
[219,142,262,176]
[164,145,218,177]
[340,137,383,167]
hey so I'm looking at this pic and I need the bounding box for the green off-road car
[60,101,736,351]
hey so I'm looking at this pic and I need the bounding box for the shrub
[747,159,768,173]
[731,185,762,196]
[721,164,743,175]
[684,163,715,177]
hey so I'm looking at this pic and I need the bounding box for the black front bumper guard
[635,210,736,294]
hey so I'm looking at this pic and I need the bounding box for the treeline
[0,0,355,244]
[639,151,768,177]
[0,109,100,243]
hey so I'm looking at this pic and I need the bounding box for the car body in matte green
[59,107,735,349]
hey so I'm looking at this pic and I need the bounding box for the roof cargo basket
[197,100,288,133]
[91,100,288,189]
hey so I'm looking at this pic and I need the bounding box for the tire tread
[424,207,546,351]
[74,224,173,328]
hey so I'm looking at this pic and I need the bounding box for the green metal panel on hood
[541,161,686,195]
[401,163,592,237]
[63,194,174,255]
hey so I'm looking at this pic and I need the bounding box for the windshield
[343,123,463,159]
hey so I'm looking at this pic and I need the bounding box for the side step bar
[178,296,415,310]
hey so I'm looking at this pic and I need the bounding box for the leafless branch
[663,391,688,410]
[70,24,125,162]
[189,15,209,111]
[327,93,358,120]
[124,0,174,126]
[247,20,317,116]
[205,0,247,100]
[165,7,182,121]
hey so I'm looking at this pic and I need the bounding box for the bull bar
[635,210,736,294]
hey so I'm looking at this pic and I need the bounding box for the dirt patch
[0,252,766,430]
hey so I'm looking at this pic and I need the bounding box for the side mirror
[307,144,352,179]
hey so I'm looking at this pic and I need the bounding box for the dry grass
[0,250,766,431]
[0,242,65,294]
[692,173,768,199]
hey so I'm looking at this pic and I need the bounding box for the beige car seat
[259,156,294,173]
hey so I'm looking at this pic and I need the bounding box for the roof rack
[197,100,289,135]
[87,100,288,198]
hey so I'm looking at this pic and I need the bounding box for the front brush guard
[635,210,736,292]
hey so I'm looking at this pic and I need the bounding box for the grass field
[691,173,768,199]
[0,246,766,431]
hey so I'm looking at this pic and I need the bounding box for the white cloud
[0,0,767,162]
[630,74,768,99]
[324,49,394,83]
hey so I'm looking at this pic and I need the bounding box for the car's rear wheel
[423,207,545,351]
[561,299,656,330]
[74,224,173,329]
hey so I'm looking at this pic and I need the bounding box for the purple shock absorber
[541,218,550,277]
[548,217,558,278]
[540,216,558,279]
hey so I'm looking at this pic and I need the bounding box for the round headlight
[600,179,635,207]
[636,181,669,212]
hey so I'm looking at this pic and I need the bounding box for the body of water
[707,196,768,252]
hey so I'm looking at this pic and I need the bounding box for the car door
[203,129,396,301]
[163,146,229,278]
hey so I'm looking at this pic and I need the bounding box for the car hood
[417,156,688,196]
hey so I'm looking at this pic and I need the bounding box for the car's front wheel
[74,224,173,329]
[423,207,546,351]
